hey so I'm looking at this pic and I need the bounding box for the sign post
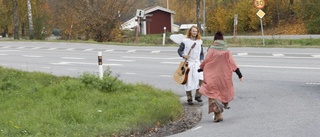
[256,10,265,46]
[254,0,265,46]
[135,9,145,46]
[135,17,140,46]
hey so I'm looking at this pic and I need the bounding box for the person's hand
[183,55,189,59]
[239,77,244,82]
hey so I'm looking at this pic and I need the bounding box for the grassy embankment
[0,67,182,136]
[1,31,320,48]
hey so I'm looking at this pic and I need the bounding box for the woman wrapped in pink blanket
[199,31,244,122]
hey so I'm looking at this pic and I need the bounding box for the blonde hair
[186,26,201,40]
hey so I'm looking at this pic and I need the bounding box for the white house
[121,17,138,30]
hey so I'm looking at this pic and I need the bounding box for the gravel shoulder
[127,102,203,137]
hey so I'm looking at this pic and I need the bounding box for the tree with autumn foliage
[1,0,139,42]
[0,0,51,39]
[294,0,320,34]
[1,0,320,42]
[169,0,319,35]
[47,0,139,42]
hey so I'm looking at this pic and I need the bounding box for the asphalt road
[0,42,320,137]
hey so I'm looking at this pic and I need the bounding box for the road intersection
[1,42,320,137]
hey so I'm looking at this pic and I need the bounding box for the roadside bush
[79,71,123,93]
[306,18,320,34]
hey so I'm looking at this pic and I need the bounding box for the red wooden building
[121,6,176,35]
[142,6,175,34]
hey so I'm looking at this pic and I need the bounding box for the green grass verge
[114,33,320,48]
[0,67,182,137]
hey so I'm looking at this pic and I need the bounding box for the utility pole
[203,0,206,36]
[196,0,201,32]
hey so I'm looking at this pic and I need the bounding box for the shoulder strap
[187,42,196,55]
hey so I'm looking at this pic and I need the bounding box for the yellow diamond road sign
[256,9,265,19]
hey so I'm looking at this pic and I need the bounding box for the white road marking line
[124,73,136,75]
[164,62,320,70]
[123,56,181,60]
[1,46,10,48]
[239,65,320,70]
[22,55,43,58]
[84,49,93,51]
[161,62,180,64]
[61,57,85,60]
[306,83,320,85]
[166,57,182,59]
[107,59,135,62]
[151,51,160,53]
[66,48,74,51]
[237,53,248,56]
[272,54,284,57]
[0,50,20,52]
[42,67,51,69]
[47,48,57,50]
[159,75,172,77]
[32,47,41,50]
[127,50,136,53]
[191,126,202,131]
[312,55,320,58]
[103,64,123,66]
[16,47,25,49]
[50,62,122,66]
[50,62,71,65]
[235,55,317,59]
[105,49,115,52]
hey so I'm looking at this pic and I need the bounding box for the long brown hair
[186,26,201,40]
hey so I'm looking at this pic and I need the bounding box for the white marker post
[234,14,238,45]
[163,27,166,45]
[98,51,103,79]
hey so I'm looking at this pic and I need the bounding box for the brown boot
[195,89,202,102]
[186,91,193,105]
[213,112,223,122]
